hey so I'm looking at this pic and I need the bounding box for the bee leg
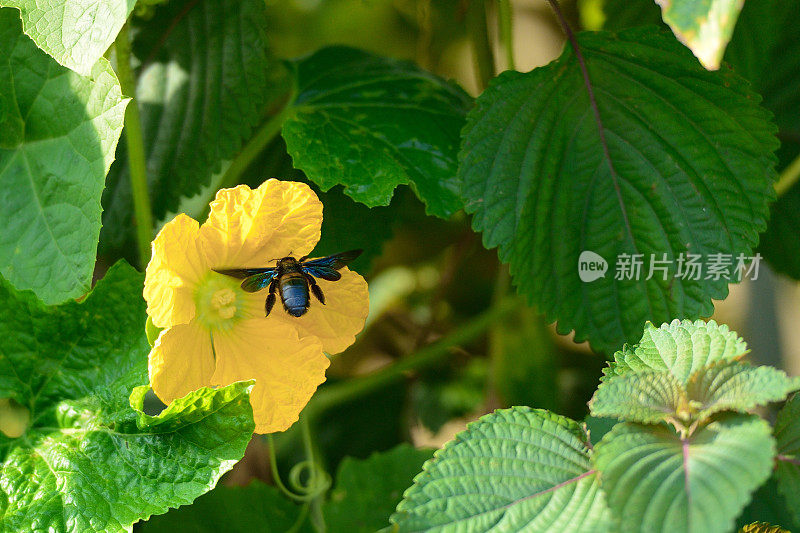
[265,278,278,316]
[305,273,325,305]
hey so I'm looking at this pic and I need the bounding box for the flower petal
[144,214,206,328]
[201,180,322,268]
[210,319,328,433]
[270,268,369,354]
[149,321,216,403]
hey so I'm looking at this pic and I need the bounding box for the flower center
[194,273,247,330]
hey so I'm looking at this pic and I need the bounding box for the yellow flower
[144,179,369,433]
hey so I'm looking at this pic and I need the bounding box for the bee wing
[303,265,341,281]
[302,249,362,271]
[214,267,275,279]
[240,271,278,293]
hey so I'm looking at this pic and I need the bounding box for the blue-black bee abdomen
[279,275,310,317]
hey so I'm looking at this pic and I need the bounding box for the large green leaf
[593,414,775,533]
[0,0,136,75]
[100,0,293,256]
[391,407,613,532]
[459,26,778,354]
[139,481,307,533]
[282,46,473,218]
[605,320,747,382]
[0,262,255,532]
[725,0,800,280]
[0,9,127,304]
[774,393,800,524]
[326,444,434,533]
[656,0,745,70]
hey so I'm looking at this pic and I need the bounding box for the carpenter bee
[214,250,362,317]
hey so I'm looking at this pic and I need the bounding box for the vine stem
[114,22,153,269]
[300,416,327,532]
[304,298,519,420]
[775,152,800,197]
[467,0,496,90]
[497,0,515,70]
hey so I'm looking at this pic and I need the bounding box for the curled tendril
[266,435,331,503]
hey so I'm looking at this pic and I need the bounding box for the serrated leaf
[725,0,800,280]
[591,358,798,425]
[459,26,778,354]
[282,46,473,218]
[687,360,800,419]
[139,481,307,533]
[100,0,293,256]
[325,444,434,533]
[0,262,255,532]
[0,9,127,304]
[608,320,747,383]
[738,523,789,533]
[655,0,744,70]
[593,414,775,533]
[774,393,800,524]
[590,370,685,424]
[0,0,135,75]
[391,407,613,532]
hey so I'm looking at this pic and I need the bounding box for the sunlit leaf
[606,320,747,382]
[687,360,800,419]
[656,0,745,70]
[0,0,135,75]
[283,46,472,218]
[460,26,778,354]
[0,263,255,532]
[590,370,685,423]
[594,414,774,533]
[0,9,127,304]
[392,407,613,532]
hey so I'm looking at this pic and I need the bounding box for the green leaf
[101,0,293,256]
[325,444,434,533]
[139,481,307,533]
[282,46,473,218]
[607,320,747,383]
[591,359,798,425]
[774,393,800,523]
[593,414,775,533]
[656,0,745,70]
[459,26,778,354]
[0,262,255,532]
[737,476,800,532]
[687,360,800,419]
[391,407,613,532]
[0,9,127,304]
[724,0,800,280]
[590,370,685,424]
[0,0,135,75]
